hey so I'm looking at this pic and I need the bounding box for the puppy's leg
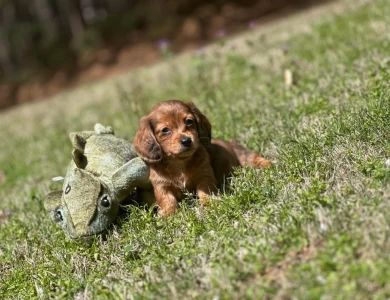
[231,142,271,168]
[154,185,180,217]
[136,188,156,207]
[196,174,218,207]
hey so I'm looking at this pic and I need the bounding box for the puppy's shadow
[103,183,234,242]
[116,190,158,222]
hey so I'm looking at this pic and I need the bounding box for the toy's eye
[161,127,171,135]
[56,209,64,222]
[100,195,111,208]
[185,119,194,127]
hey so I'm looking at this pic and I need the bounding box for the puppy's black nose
[180,137,192,148]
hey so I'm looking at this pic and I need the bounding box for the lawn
[1,0,389,298]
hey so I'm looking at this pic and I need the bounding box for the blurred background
[0,0,330,110]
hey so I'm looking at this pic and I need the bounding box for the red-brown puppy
[134,100,271,216]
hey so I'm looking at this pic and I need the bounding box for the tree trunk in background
[67,0,86,47]
[13,0,38,63]
[104,0,128,13]
[32,0,57,45]
[0,32,14,76]
[0,2,19,75]
[88,0,109,22]
[47,0,72,40]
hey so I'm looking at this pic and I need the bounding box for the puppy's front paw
[199,194,211,208]
[157,205,177,218]
[199,193,222,208]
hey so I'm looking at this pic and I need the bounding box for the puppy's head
[134,100,211,163]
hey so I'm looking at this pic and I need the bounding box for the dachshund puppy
[134,100,271,216]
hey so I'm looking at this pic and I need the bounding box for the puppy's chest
[170,171,197,191]
[153,169,196,191]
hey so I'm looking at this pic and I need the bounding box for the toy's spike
[70,133,86,152]
[72,148,87,169]
[94,123,114,134]
[52,176,64,182]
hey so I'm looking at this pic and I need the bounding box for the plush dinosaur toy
[44,124,153,239]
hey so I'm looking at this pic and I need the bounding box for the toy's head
[44,124,151,239]
[45,168,120,239]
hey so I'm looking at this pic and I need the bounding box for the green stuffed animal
[44,124,153,239]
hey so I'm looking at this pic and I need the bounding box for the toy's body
[45,124,152,239]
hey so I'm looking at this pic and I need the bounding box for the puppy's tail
[231,139,271,169]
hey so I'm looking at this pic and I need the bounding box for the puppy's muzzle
[180,137,192,148]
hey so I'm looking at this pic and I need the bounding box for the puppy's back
[207,138,271,187]
[207,139,240,187]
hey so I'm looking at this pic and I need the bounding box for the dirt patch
[0,209,12,224]
[236,240,324,298]
[264,241,322,284]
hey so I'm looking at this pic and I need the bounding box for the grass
[1,0,390,298]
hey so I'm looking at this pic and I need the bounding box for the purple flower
[214,48,222,57]
[281,44,289,54]
[194,48,206,57]
[216,30,226,38]
[157,39,169,50]
[249,21,255,29]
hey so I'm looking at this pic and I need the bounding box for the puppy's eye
[161,127,171,135]
[185,119,194,127]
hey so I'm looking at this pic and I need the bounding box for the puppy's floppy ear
[134,116,162,163]
[186,101,212,146]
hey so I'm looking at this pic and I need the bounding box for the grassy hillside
[1,0,389,298]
